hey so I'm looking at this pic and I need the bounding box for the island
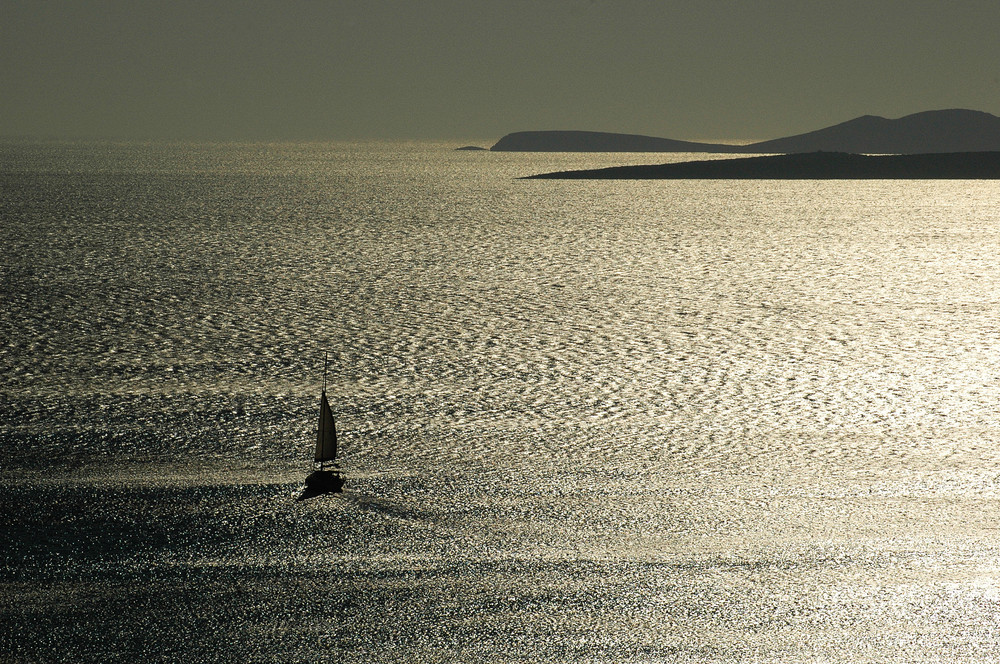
[493,109,1000,155]
[523,151,1000,179]
[491,130,744,153]
[456,145,487,151]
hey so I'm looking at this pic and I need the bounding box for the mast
[323,351,328,395]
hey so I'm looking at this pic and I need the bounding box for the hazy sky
[4,0,999,142]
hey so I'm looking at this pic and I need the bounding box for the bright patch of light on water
[4,142,1000,661]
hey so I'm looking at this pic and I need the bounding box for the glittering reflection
[5,466,1000,662]
[5,143,1000,661]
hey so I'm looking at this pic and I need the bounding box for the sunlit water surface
[4,141,1000,662]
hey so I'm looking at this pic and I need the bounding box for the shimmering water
[4,141,1000,662]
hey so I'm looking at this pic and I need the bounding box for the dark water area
[5,141,1000,661]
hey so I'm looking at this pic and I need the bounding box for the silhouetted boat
[298,355,345,500]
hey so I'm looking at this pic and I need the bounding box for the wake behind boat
[297,355,345,500]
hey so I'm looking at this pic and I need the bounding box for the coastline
[524,151,1000,179]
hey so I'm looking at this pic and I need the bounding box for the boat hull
[297,469,345,500]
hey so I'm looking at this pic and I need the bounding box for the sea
[3,140,1000,663]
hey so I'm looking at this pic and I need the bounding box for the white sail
[314,391,337,463]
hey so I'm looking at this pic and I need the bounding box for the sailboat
[300,354,345,498]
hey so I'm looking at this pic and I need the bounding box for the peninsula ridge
[494,109,1000,155]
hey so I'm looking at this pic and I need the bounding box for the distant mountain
[749,110,1000,153]
[491,110,1000,154]
[524,151,1000,180]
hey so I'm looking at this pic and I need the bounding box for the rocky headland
[523,151,1000,179]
